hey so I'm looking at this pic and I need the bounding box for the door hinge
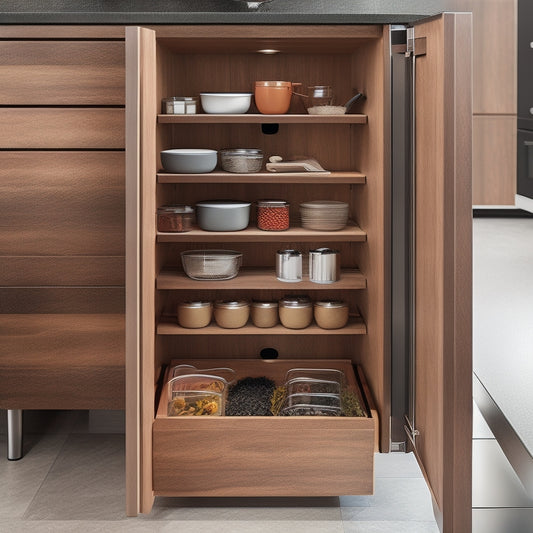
[405,27,427,57]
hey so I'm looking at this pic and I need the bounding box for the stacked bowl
[299,200,349,231]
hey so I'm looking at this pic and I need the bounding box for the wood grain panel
[0,256,124,286]
[472,0,517,114]
[0,314,125,409]
[0,26,125,39]
[0,151,125,256]
[0,108,124,149]
[472,115,516,205]
[0,41,125,105]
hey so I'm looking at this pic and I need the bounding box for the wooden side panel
[0,41,125,105]
[0,26,125,39]
[0,314,125,409]
[0,108,124,149]
[414,14,472,533]
[472,115,517,205]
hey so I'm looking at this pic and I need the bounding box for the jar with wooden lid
[177,301,213,329]
[251,301,279,328]
[314,300,349,329]
[278,296,313,329]
[213,299,250,329]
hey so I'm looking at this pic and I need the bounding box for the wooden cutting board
[266,158,330,173]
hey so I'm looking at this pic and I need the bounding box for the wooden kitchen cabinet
[126,15,472,533]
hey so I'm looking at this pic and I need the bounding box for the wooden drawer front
[0,314,125,409]
[0,41,125,105]
[153,417,374,496]
[0,151,124,257]
[0,108,124,149]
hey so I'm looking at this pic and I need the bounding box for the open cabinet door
[410,13,472,533]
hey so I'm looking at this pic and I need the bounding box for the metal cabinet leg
[7,409,23,460]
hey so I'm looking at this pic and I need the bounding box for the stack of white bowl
[299,200,349,231]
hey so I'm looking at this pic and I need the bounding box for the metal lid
[277,249,302,256]
[162,97,197,101]
[279,296,312,308]
[157,205,194,214]
[178,301,212,309]
[196,200,251,209]
[309,247,340,255]
[220,148,263,156]
[314,300,348,309]
[214,299,250,309]
[257,200,289,207]
[252,300,278,309]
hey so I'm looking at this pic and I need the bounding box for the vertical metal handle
[7,409,23,460]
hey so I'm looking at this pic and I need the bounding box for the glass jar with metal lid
[256,200,290,231]
[177,301,212,329]
[213,299,250,329]
[313,300,349,329]
[278,296,313,329]
[157,205,194,233]
[251,300,279,328]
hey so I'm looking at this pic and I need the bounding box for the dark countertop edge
[0,12,432,25]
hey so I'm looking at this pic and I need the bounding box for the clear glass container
[162,97,198,114]
[257,200,290,231]
[157,205,194,233]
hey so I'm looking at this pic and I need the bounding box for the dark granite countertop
[0,0,451,25]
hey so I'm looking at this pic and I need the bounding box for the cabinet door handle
[525,141,533,179]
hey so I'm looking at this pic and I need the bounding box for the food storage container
[250,301,279,328]
[314,300,349,329]
[276,249,302,282]
[286,392,342,409]
[257,200,290,231]
[170,365,237,386]
[167,389,224,416]
[213,299,251,328]
[162,97,198,114]
[160,149,217,174]
[176,301,213,328]
[199,93,252,114]
[286,377,341,396]
[278,296,313,329]
[181,249,242,280]
[281,403,342,416]
[220,149,263,173]
[285,367,346,387]
[309,248,340,283]
[157,205,194,232]
[254,81,301,114]
[196,200,251,231]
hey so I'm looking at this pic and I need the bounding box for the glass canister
[278,296,313,329]
[157,205,194,232]
[177,301,213,328]
[313,300,349,329]
[276,249,302,282]
[213,299,250,328]
[257,200,290,231]
[251,301,279,328]
[162,97,198,114]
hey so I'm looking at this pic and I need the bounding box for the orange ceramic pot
[254,81,301,114]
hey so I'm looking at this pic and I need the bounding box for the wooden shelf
[157,170,366,184]
[157,222,366,243]
[157,316,367,336]
[157,267,366,290]
[158,113,368,124]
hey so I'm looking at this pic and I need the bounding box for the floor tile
[473,508,533,533]
[343,520,440,533]
[0,432,67,519]
[374,451,423,478]
[24,434,125,521]
[340,477,435,521]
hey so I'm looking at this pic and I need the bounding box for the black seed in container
[226,376,276,416]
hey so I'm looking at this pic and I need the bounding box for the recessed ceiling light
[257,49,281,55]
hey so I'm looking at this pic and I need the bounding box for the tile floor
[0,409,439,533]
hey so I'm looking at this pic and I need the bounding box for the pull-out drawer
[153,359,377,497]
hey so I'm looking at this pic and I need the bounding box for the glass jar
[162,97,198,114]
[257,200,290,231]
[177,301,212,329]
[157,205,194,232]
[278,296,313,329]
[313,300,349,329]
[251,301,279,328]
[213,299,250,329]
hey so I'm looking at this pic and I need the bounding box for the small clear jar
[257,200,290,231]
[251,301,278,328]
[278,296,313,329]
[213,299,250,329]
[313,300,349,329]
[157,205,194,232]
[177,301,213,329]
[162,97,198,114]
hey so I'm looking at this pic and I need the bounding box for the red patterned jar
[256,200,289,231]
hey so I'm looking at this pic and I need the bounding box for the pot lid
[279,296,312,308]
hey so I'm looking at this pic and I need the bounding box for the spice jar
[314,300,349,329]
[162,97,198,114]
[157,205,194,233]
[278,296,313,329]
[251,301,279,328]
[177,301,213,329]
[213,299,250,329]
[257,200,290,231]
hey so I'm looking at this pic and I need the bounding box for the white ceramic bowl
[160,149,217,173]
[199,93,252,114]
